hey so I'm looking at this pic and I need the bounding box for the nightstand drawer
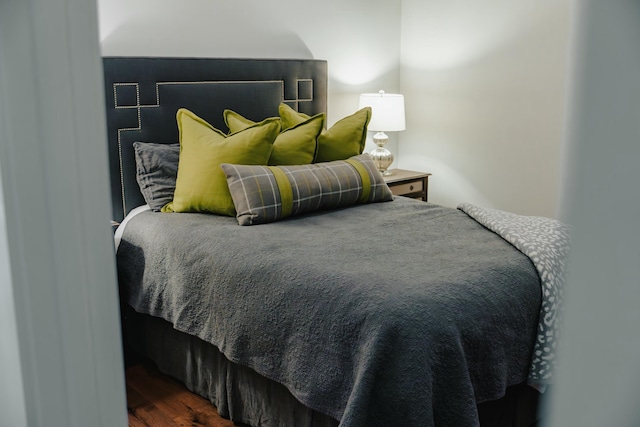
[390,180,423,196]
[383,169,431,202]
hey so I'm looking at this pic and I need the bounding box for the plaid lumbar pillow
[221,154,393,225]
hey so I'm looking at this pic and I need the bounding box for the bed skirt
[124,307,338,427]
[123,308,541,427]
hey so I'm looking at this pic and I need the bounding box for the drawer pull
[409,185,414,191]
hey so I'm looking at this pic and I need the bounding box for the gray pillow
[133,141,180,211]
[221,154,393,226]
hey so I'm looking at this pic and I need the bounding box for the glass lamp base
[369,146,394,175]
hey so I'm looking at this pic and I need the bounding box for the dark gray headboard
[103,57,328,222]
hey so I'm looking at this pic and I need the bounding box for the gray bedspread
[117,197,542,427]
[458,203,570,385]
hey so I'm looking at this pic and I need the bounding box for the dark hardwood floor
[126,361,238,427]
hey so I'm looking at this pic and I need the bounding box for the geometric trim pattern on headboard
[103,57,328,222]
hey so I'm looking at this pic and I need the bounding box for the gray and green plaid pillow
[221,154,393,225]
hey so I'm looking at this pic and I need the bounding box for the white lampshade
[358,90,406,132]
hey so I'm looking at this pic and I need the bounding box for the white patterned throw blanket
[458,203,571,384]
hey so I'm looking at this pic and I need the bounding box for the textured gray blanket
[458,203,570,385]
[117,198,542,427]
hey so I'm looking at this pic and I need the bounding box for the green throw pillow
[223,109,275,131]
[278,103,372,163]
[224,109,323,165]
[221,154,393,225]
[162,108,279,216]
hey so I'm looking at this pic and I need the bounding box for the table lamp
[358,90,405,175]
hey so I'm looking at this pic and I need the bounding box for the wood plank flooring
[126,361,239,427]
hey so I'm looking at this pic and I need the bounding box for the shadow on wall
[100,17,313,59]
[397,8,568,217]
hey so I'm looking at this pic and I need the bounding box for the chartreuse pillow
[162,108,279,216]
[223,109,272,131]
[224,109,324,165]
[221,154,393,225]
[278,103,372,163]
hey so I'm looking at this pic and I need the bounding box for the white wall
[400,1,572,217]
[98,0,403,160]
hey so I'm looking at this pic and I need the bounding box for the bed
[107,57,568,427]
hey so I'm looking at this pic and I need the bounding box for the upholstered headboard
[102,57,328,222]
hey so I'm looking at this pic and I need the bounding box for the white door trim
[0,0,127,425]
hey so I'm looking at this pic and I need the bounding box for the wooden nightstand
[383,169,431,201]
